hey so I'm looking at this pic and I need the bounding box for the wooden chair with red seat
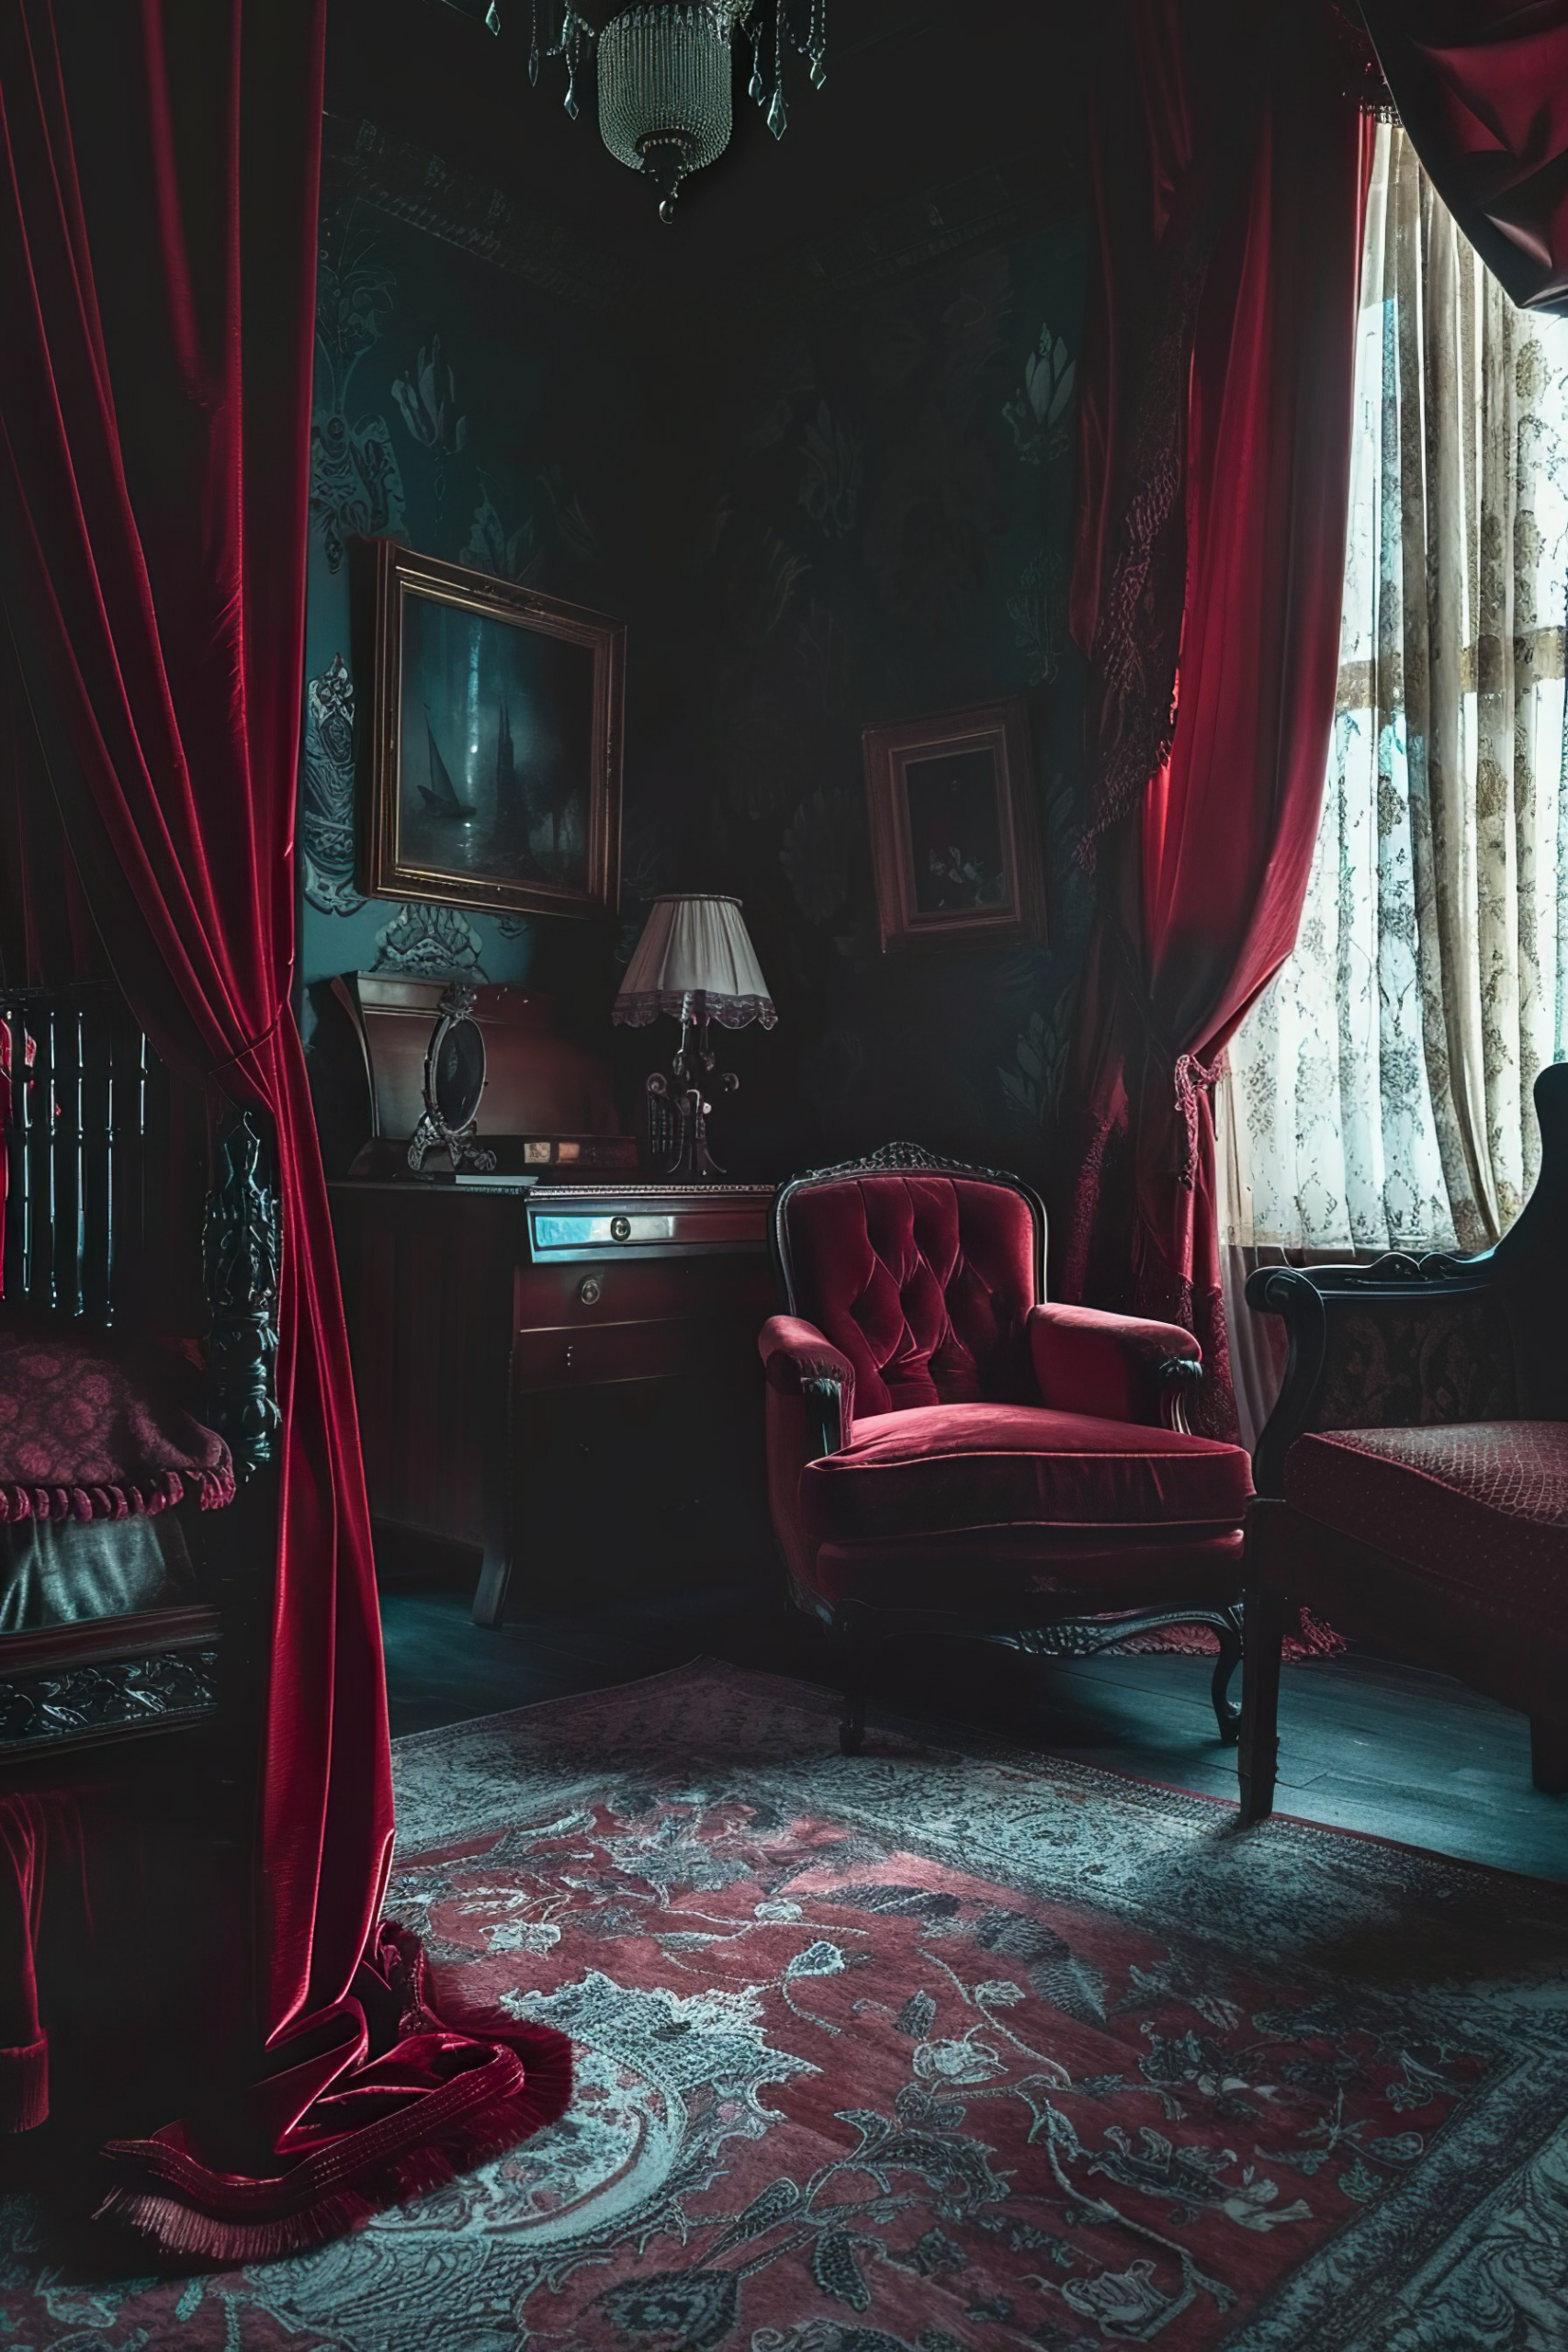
[1237,1063,1568,1824]
[760,1142,1255,1754]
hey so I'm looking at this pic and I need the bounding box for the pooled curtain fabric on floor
[1226,124,1568,1271]
[0,0,568,2257]
[1062,1,1371,1437]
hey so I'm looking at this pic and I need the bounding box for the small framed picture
[361,541,624,922]
[861,697,1045,952]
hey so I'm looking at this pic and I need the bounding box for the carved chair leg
[1529,1716,1568,1797]
[1237,1586,1286,1826]
[834,1612,867,1758]
[1211,1606,1243,1745]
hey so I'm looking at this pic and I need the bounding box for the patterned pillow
[0,1323,233,1521]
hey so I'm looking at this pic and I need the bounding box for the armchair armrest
[1027,1303,1202,1431]
[759,1316,856,1458]
[1245,1255,1518,1496]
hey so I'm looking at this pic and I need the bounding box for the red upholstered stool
[761,1144,1253,1753]
[1287,1422,1568,1608]
[1237,1064,1568,1821]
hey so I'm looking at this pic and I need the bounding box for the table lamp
[612,894,775,1180]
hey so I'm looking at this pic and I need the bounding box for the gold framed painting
[861,696,1045,953]
[361,541,624,922]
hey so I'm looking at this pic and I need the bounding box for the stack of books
[519,1136,639,1170]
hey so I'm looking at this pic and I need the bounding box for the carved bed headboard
[0,981,279,1478]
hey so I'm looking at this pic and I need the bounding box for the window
[1224,122,1568,1263]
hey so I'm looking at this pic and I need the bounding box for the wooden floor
[381,1575,1568,1883]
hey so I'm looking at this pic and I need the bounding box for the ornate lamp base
[646,1016,739,1182]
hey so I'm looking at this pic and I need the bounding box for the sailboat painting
[365,543,625,922]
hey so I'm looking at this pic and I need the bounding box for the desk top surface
[330,1177,777,1203]
[329,1175,776,1262]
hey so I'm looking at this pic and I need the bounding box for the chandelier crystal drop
[513,1,827,221]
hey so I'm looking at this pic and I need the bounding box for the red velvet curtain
[0,637,98,989]
[0,1,569,2258]
[1361,0,1568,314]
[1062,2,1372,1434]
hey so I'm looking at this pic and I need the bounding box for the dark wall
[623,230,1092,1181]
[300,164,1092,1186]
[300,169,639,1002]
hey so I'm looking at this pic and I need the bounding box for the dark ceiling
[324,0,1094,289]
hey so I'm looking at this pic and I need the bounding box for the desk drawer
[526,1192,770,1262]
[513,1316,757,1390]
[515,1253,774,1329]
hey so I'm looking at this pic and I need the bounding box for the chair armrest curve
[1244,1259,1518,1496]
[1028,1302,1201,1430]
[759,1316,855,1455]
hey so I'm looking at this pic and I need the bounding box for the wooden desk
[328,1178,776,1624]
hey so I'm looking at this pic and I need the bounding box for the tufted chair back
[774,1160,1043,1418]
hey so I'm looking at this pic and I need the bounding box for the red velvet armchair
[1238,1064,1568,1823]
[761,1144,1254,1753]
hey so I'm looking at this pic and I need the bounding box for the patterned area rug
[2,1660,1567,2351]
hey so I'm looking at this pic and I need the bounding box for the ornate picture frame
[362,541,624,922]
[861,696,1045,953]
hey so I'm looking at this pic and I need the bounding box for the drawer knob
[610,1215,632,1242]
[578,1276,602,1306]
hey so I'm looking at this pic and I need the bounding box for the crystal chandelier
[488,3,827,221]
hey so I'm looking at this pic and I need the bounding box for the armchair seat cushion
[1284,1420,1568,1611]
[802,1402,1251,1550]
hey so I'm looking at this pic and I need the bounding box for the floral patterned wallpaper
[633,234,1092,1180]
[300,181,634,1004]
[299,166,1091,1186]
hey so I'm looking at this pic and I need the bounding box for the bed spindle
[130,1029,149,1327]
[105,1018,148,1331]
[35,1004,59,1314]
[83,1010,110,1329]
[1,1001,31,1303]
[102,1012,119,1329]
[62,1005,86,1321]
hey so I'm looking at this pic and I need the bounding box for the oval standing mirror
[407,983,496,1176]
[434,1014,485,1132]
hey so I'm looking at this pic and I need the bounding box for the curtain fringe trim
[0,1464,235,1522]
[93,2034,574,2263]
[1117,1608,1348,1660]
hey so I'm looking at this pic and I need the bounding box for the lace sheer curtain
[1221,123,1568,1438]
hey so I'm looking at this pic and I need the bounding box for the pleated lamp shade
[612,895,776,1031]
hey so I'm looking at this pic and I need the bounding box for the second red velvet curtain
[0,0,569,2256]
[1062,1,1372,1433]
[1361,0,1568,315]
